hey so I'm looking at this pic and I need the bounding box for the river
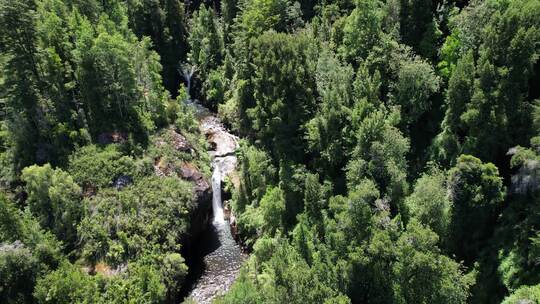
[183,103,247,304]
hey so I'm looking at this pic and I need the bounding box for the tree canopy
[0,0,539,303]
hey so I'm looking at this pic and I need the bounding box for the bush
[68,145,141,189]
[79,176,194,266]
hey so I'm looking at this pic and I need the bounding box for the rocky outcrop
[182,161,212,242]
[151,127,213,257]
[154,129,193,154]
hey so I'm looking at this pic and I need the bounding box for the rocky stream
[182,103,247,304]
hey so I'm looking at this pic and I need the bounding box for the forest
[0,0,539,303]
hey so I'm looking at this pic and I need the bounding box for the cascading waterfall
[211,162,225,224]
[180,63,196,96]
[184,104,246,304]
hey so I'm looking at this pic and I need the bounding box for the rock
[150,128,212,247]
[153,157,175,177]
[82,262,126,277]
[169,130,192,152]
[155,128,193,153]
[82,184,97,197]
[0,240,24,252]
[200,116,238,157]
[112,175,132,190]
[177,163,212,268]
[179,162,210,194]
[97,131,128,145]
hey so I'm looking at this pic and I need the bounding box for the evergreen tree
[126,0,189,94]
[448,155,505,263]
[244,31,316,160]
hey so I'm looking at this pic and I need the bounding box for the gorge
[183,103,247,304]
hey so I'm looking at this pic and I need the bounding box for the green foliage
[305,49,354,180]
[390,55,440,126]
[278,160,309,228]
[303,173,332,232]
[234,144,278,243]
[218,92,242,131]
[433,0,540,165]
[75,22,167,138]
[393,220,475,304]
[33,253,186,304]
[0,195,63,303]
[21,164,83,249]
[448,155,505,262]
[495,136,540,293]
[103,260,166,304]
[214,270,262,304]
[147,105,211,178]
[432,51,475,165]
[437,32,461,79]
[236,0,291,37]
[161,252,188,300]
[233,141,276,213]
[329,179,378,247]
[78,176,193,266]
[68,145,140,189]
[501,284,540,304]
[0,0,539,302]
[236,204,265,246]
[398,0,441,59]
[126,0,188,93]
[340,0,382,62]
[0,242,40,304]
[259,187,286,234]
[189,5,223,74]
[0,197,63,265]
[0,0,82,170]
[221,0,240,42]
[347,105,409,211]
[34,263,100,304]
[188,5,224,105]
[405,167,452,241]
[0,0,170,173]
[220,239,349,304]
[243,31,316,160]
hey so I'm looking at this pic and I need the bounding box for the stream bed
[183,103,247,304]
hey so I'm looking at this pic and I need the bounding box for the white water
[185,104,246,304]
[180,63,196,96]
[212,164,225,224]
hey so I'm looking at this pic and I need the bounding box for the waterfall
[211,163,225,224]
[180,63,196,97]
[186,105,245,304]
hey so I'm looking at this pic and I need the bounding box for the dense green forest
[0,0,539,303]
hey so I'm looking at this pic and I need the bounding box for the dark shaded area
[180,219,222,299]
[529,60,540,101]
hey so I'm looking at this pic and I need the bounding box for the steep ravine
[182,103,247,304]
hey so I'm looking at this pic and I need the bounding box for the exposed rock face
[151,127,213,258]
[200,115,238,158]
[186,178,212,247]
[180,161,212,242]
[180,162,210,194]
[155,128,193,153]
